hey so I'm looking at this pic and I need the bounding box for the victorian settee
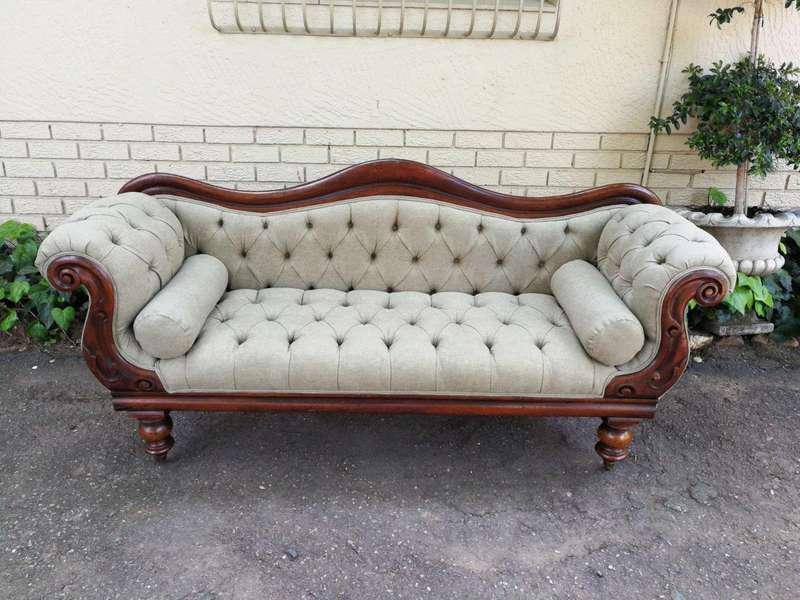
[36,160,735,467]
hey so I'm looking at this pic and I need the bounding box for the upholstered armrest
[597,204,736,350]
[35,193,185,373]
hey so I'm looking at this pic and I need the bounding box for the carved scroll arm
[604,269,729,400]
[46,255,165,393]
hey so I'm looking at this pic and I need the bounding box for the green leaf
[52,306,76,331]
[27,322,49,341]
[724,288,753,315]
[708,6,745,28]
[708,187,728,206]
[780,241,788,255]
[0,309,18,332]
[7,280,30,303]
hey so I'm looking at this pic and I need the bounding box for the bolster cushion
[133,254,229,359]
[551,259,645,366]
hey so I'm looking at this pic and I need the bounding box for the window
[207,0,561,39]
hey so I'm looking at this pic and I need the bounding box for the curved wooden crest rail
[47,160,729,467]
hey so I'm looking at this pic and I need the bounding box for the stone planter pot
[674,208,800,276]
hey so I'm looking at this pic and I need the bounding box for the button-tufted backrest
[160,196,626,295]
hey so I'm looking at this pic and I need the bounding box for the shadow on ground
[1,341,799,599]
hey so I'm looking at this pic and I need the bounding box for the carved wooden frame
[46,159,730,466]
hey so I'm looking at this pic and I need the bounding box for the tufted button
[336,337,344,346]
[411,255,419,263]
[347,220,354,229]
[521,226,527,234]
[288,335,296,344]
[472,288,479,295]
[386,287,394,293]
[315,314,324,322]
[240,249,247,258]
[392,223,399,231]
[453,257,460,264]
[655,256,666,265]
[218,218,224,227]
[538,260,546,269]
[306,221,313,229]
[262,221,269,229]
[431,338,439,348]
[408,318,417,326]
[477,223,484,232]
[327,251,334,259]
[360,317,369,325]
[485,340,494,351]
[564,224,570,234]
[430,288,437,294]
[347,286,354,292]
[342,300,350,307]
[496,258,504,266]
[370,252,377,261]
[308,284,315,290]
[237,336,247,345]
[384,338,393,348]
[264,282,272,288]
[284,251,291,260]
[435,222,442,231]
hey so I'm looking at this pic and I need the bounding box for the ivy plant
[0,220,86,344]
[688,230,800,335]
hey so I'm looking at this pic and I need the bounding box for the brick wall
[1,120,798,230]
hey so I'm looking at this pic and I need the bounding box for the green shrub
[0,220,86,344]
[650,56,800,179]
[689,230,800,338]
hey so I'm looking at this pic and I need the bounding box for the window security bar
[207,0,561,40]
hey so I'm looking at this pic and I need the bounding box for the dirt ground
[1,339,799,600]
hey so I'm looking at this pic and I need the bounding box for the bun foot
[595,417,638,469]
[131,411,174,461]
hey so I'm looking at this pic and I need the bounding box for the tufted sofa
[36,160,735,467]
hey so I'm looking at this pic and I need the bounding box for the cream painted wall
[1,1,798,132]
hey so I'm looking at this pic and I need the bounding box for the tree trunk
[750,0,764,63]
[734,0,764,216]
[735,161,749,216]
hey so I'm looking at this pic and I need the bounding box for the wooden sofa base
[117,395,652,468]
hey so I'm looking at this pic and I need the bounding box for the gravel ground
[1,340,799,599]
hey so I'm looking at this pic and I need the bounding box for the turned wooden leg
[131,411,174,461]
[595,417,639,470]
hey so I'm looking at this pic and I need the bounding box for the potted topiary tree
[650,0,800,276]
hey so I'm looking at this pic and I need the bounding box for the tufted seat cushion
[156,288,618,395]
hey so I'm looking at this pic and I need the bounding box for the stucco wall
[1,0,799,228]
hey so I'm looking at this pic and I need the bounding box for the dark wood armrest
[604,269,730,399]
[47,255,165,393]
